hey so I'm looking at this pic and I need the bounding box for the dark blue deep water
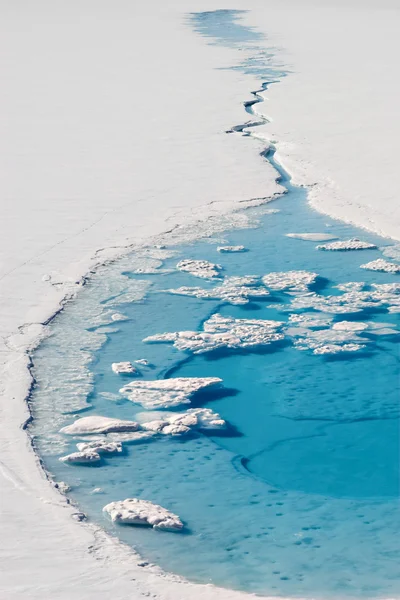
[29,10,400,599]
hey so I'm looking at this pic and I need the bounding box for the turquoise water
[29,10,399,600]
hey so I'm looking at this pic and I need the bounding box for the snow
[262,270,318,292]
[59,450,102,464]
[103,498,184,531]
[166,276,270,305]
[1,1,400,599]
[119,377,223,409]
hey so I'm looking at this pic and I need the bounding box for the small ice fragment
[60,416,140,435]
[112,362,139,375]
[91,487,105,495]
[360,259,400,273]
[103,498,183,531]
[217,245,247,253]
[317,238,377,251]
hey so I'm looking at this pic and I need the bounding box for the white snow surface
[316,239,377,251]
[360,259,400,273]
[1,1,400,599]
[111,362,139,375]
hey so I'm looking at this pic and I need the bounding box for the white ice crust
[60,416,140,435]
[140,408,226,436]
[176,259,222,279]
[119,377,223,409]
[360,259,400,273]
[103,498,183,531]
[316,238,377,251]
[111,362,140,375]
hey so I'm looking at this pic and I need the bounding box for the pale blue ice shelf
[29,10,399,600]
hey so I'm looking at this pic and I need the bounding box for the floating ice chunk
[137,407,226,435]
[111,362,140,375]
[176,259,222,279]
[187,407,226,430]
[166,277,269,306]
[360,259,400,273]
[335,282,366,292]
[286,233,338,242]
[288,313,333,328]
[312,343,366,355]
[103,498,183,531]
[162,423,191,436]
[76,440,123,454]
[59,450,101,464]
[371,283,400,294]
[217,245,247,253]
[60,416,140,435]
[262,270,318,292]
[145,314,284,355]
[332,321,369,332]
[135,359,152,367]
[317,238,377,251]
[141,420,168,433]
[119,377,223,409]
[91,487,105,495]
[106,431,157,444]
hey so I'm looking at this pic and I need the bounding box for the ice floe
[138,408,226,436]
[144,313,284,354]
[217,245,247,253]
[76,440,123,454]
[286,233,338,242]
[316,238,377,251]
[119,377,223,409]
[176,259,222,279]
[111,362,140,375]
[166,276,269,305]
[360,259,400,273]
[288,326,367,355]
[103,498,183,531]
[262,270,318,292]
[60,450,101,464]
[60,416,140,435]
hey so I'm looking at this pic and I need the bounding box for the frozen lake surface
[29,10,399,599]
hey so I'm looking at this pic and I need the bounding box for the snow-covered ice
[119,377,223,409]
[60,416,140,435]
[316,238,377,251]
[176,259,222,279]
[217,245,247,253]
[103,498,184,531]
[111,362,140,375]
[286,233,338,242]
[262,270,318,292]
[360,259,400,273]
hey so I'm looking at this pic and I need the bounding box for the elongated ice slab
[103,498,183,531]
[286,233,338,242]
[60,416,140,435]
[176,259,222,279]
[145,313,284,354]
[317,238,377,251]
[60,450,101,464]
[217,245,247,253]
[139,408,226,436]
[360,259,400,273]
[119,377,223,409]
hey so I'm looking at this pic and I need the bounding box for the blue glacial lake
[29,10,399,599]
